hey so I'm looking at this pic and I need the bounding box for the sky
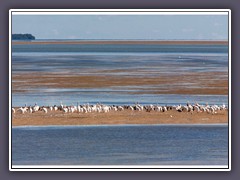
[12,14,229,40]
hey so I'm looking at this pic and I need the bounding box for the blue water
[13,92,227,107]
[12,43,228,53]
[12,52,228,73]
[11,43,228,107]
[12,125,228,165]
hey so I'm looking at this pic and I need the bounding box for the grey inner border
[0,0,239,179]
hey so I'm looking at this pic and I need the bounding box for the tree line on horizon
[12,34,35,40]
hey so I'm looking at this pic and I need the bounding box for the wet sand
[12,71,228,95]
[12,110,228,126]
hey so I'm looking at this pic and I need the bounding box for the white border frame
[9,9,231,171]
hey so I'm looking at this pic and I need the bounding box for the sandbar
[12,110,228,127]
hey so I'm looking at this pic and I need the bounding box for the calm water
[12,42,228,107]
[12,125,228,165]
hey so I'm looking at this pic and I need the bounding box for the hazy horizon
[12,14,229,41]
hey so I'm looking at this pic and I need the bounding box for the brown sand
[12,110,228,126]
[12,71,228,95]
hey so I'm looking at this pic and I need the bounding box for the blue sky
[12,14,228,40]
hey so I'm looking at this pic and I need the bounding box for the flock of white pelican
[12,102,228,115]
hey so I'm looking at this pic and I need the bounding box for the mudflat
[12,71,228,95]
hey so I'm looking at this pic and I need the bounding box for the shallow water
[12,92,227,107]
[11,43,228,107]
[12,125,228,165]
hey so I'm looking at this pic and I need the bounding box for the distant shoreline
[12,40,228,45]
